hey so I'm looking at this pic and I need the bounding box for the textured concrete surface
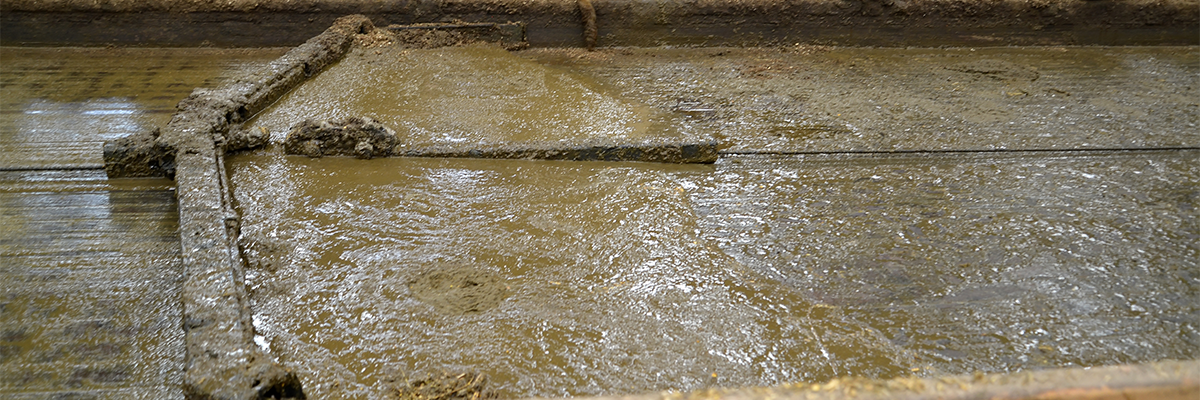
[0,174,185,399]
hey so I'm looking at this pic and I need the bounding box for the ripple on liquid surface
[230,155,909,399]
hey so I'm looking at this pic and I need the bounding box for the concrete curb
[3,0,1198,47]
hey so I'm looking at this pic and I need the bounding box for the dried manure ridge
[285,117,399,159]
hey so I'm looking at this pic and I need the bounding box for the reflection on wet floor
[0,171,183,399]
[0,47,285,399]
[0,47,286,170]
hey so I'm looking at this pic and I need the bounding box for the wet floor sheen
[229,149,1198,399]
[0,47,286,169]
[228,45,1198,399]
[230,155,903,398]
[0,47,284,399]
[0,171,183,399]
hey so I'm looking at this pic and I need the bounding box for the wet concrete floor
[227,45,1199,398]
[0,47,284,398]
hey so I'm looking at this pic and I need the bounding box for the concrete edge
[540,359,1199,400]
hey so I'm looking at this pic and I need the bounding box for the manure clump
[284,116,398,159]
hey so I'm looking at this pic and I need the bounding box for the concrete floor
[0,47,283,399]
